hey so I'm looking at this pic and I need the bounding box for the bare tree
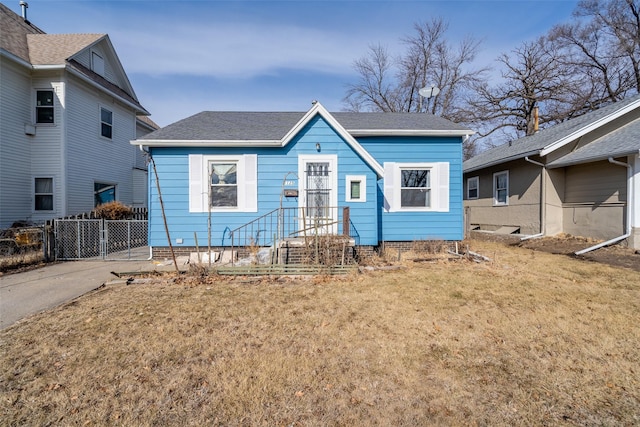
[343,44,403,112]
[343,18,487,158]
[464,37,579,144]
[576,0,640,94]
[548,1,640,109]
[344,18,487,120]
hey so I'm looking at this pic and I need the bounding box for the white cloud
[111,21,375,79]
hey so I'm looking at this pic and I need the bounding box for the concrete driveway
[0,256,177,330]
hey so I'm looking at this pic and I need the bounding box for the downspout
[575,157,632,255]
[521,156,546,240]
[138,144,153,260]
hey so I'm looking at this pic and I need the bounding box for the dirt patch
[469,230,640,272]
[517,235,640,272]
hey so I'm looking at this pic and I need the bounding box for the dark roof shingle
[140,111,472,141]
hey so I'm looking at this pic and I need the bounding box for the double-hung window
[383,162,449,212]
[210,162,238,207]
[100,107,113,139]
[188,154,257,213]
[493,171,509,205]
[467,176,479,199]
[34,178,53,211]
[36,90,54,124]
[400,168,431,208]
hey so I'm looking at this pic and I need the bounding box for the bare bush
[92,201,133,220]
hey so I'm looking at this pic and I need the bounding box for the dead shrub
[412,239,448,254]
[92,201,133,220]
[303,234,354,266]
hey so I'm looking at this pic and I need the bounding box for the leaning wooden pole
[150,155,179,272]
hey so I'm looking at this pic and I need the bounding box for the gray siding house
[0,3,153,228]
[463,94,640,250]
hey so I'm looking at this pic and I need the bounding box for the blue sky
[17,0,579,127]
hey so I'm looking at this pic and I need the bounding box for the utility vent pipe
[19,1,28,21]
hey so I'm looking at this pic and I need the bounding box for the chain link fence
[54,219,147,260]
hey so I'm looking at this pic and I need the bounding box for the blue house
[132,102,473,260]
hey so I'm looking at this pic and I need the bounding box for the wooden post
[342,206,350,236]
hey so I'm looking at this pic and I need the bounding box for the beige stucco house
[463,94,640,251]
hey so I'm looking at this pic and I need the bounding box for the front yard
[1,240,639,426]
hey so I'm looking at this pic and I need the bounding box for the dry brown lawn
[1,240,639,426]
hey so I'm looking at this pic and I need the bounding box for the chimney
[19,1,28,21]
[534,106,539,133]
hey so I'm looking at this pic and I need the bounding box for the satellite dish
[419,86,440,98]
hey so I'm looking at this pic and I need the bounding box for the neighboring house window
[36,90,54,123]
[210,162,238,207]
[92,52,105,76]
[493,171,509,205]
[345,175,366,202]
[467,176,479,199]
[383,162,449,212]
[188,154,257,213]
[34,178,53,211]
[101,107,113,139]
[95,183,116,206]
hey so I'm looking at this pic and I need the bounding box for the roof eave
[463,150,541,173]
[0,49,32,68]
[65,66,149,115]
[540,98,640,156]
[348,129,475,137]
[547,150,640,169]
[131,140,283,148]
[289,103,384,177]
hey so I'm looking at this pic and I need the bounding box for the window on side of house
[94,183,116,206]
[36,90,54,124]
[188,154,257,213]
[493,171,509,205]
[210,162,238,208]
[346,175,366,202]
[100,107,113,139]
[401,168,431,208]
[34,178,53,211]
[92,51,105,76]
[383,162,449,212]
[467,176,479,199]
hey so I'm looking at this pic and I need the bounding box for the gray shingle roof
[140,111,472,141]
[463,93,640,172]
[548,117,640,168]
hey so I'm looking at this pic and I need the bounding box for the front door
[299,155,337,234]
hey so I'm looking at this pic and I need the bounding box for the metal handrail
[229,207,344,260]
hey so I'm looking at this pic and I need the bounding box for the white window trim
[467,176,479,200]
[297,154,338,210]
[493,170,509,206]
[34,89,55,125]
[345,175,366,203]
[188,154,257,213]
[34,177,54,212]
[100,106,113,140]
[384,162,449,212]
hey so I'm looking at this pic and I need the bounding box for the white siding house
[0,3,156,228]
